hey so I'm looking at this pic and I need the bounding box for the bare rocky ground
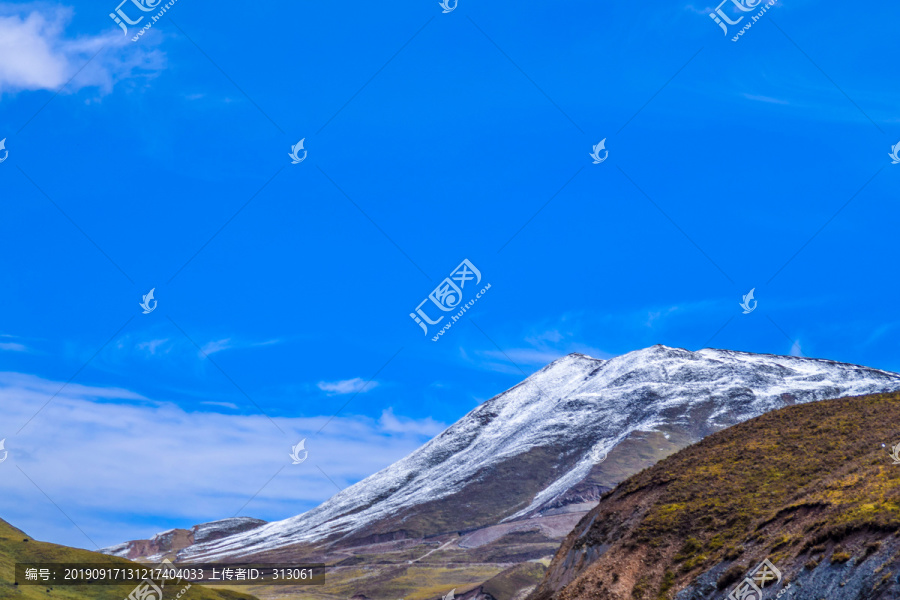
[231,515,573,600]
[675,533,900,600]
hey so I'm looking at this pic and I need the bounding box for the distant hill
[529,391,900,600]
[0,517,258,600]
[103,518,267,562]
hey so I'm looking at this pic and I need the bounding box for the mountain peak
[538,352,603,370]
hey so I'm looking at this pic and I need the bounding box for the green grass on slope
[482,561,547,600]
[623,392,900,556]
[0,518,258,600]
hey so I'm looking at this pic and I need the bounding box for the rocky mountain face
[529,392,900,600]
[103,517,266,562]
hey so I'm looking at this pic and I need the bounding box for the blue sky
[1,0,899,549]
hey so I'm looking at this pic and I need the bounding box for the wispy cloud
[0,342,28,352]
[645,306,680,328]
[200,338,233,356]
[0,371,147,402]
[200,400,239,410]
[0,372,442,550]
[524,330,563,344]
[461,317,613,375]
[743,93,790,105]
[477,348,569,369]
[0,3,164,95]
[683,3,713,16]
[317,378,379,395]
[378,407,444,436]
[462,301,744,376]
[200,337,279,356]
[126,332,280,360]
[137,338,169,355]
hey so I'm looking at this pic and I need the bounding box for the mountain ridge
[104,345,900,572]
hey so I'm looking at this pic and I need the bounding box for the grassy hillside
[531,392,900,600]
[0,518,258,600]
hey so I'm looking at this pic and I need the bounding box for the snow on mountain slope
[192,517,268,544]
[103,517,267,561]
[176,345,900,561]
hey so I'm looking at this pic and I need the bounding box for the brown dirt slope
[529,392,900,600]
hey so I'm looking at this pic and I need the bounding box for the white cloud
[200,338,233,356]
[525,330,563,344]
[742,93,790,105]
[683,3,713,15]
[645,306,679,328]
[198,337,280,356]
[124,332,280,362]
[200,400,239,410]
[0,371,147,401]
[0,371,442,550]
[378,407,444,437]
[790,340,803,357]
[478,348,568,369]
[0,4,164,95]
[317,377,378,395]
[461,317,612,376]
[0,342,28,352]
[137,338,169,355]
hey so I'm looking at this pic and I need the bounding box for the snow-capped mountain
[108,346,900,562]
